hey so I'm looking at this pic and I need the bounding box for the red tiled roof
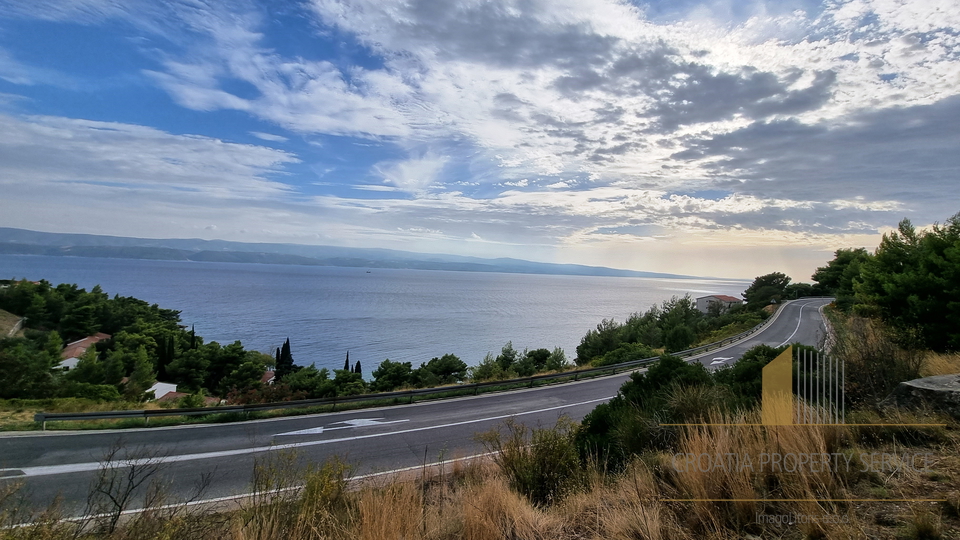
[61,332,111,359]
[710,295,742,303]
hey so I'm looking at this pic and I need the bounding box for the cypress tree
[353,360,362,376]
[276,338,295,380]
[275,347,281,368]
[344,351,350,371]
[190,324,196,350]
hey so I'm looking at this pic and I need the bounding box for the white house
[695,294,743,314]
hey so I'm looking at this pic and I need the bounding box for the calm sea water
[0,255,749,373]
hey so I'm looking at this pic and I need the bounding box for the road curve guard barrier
[34,297,833,430]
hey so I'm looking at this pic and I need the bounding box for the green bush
[478,417,584,507]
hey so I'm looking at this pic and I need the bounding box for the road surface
[0,298,831,516]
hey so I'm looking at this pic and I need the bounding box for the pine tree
[353,360,362,376]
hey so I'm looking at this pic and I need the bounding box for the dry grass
[0,309,23,339]
[3,408,960,540]
[923,352,960,377]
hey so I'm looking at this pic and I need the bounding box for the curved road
[0,298,831,515]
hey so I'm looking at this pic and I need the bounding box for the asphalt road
[0,298,832,516]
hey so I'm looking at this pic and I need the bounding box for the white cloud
[250,131,289,142]
[0,113,299,198]
[374,153,448,195]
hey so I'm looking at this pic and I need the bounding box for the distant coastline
[0,227,715,280]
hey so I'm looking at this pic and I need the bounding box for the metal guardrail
[34,297,831,429]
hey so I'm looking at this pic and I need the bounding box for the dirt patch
[0,308,23,338]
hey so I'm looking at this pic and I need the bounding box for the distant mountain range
[0,227,701,280]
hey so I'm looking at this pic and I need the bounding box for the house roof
[61,332,111,359]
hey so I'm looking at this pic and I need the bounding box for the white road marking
[274,418,409,437]
[0,396,613,479]
[777,300,816,347]
[710,357,733,365]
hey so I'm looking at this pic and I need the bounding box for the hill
[0,227,706,280]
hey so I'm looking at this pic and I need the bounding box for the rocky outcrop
[880,374,960,419]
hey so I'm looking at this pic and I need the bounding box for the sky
[0,0,958,280]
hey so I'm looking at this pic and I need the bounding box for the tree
[353,360,362,376]
[576,319,622,365]
[469,353,510,382]
[743,272,791,308]
[284,365,335,398]
[220,359,267,395]
[525,349,551,372]
[545,347,569,372]
[370,359,414,392]
[423,353,468,385]
[0,339,58,399]
[167,349,210,393]
[812,248,871,310]
[275,338,296,380]
[123,346,156,401]
[332,369,366,396]
[855,214,960,351]
[496,342,518,371]
[344,351,350,372]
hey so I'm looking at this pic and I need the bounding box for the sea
[0,255,750,374]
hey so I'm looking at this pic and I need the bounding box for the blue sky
[1,0,958,279]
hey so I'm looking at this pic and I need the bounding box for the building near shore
[695,294,743,314]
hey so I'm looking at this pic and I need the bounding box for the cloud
[672,95,960,218]
[250,131,289,142]
[374,153,448,194]
[0,113,299,198]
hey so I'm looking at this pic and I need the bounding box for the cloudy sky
[1,0,958,280]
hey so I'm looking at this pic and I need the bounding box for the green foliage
[575,318,621,365]
[167,348,210,393]
[58,381,122,402]
[663,324,696,352]
[469,352,513,382]
[178,391,207,409]
[411,353,467,387]
[370,359,413,392]
[219,358,268,395]
[743,272,791,309]
[544,347,570,371]
[592,342,656,367]
[577,354,712,468]
[479,417,585,507]
[283,365,335,398]
[495,342,519,371]
[575,295,719,365]
[855,214,960,351]
[123,346,156,402]
[275,338,297,380]
[331,369,366,396]
[812,247,871,309]
[0,336,59,399]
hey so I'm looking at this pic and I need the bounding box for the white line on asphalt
[777,300,817,347]
[0,396,613,478]
[274,418,409,437]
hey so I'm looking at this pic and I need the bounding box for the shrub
[478,417,584,507]
[830,314,924,408]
